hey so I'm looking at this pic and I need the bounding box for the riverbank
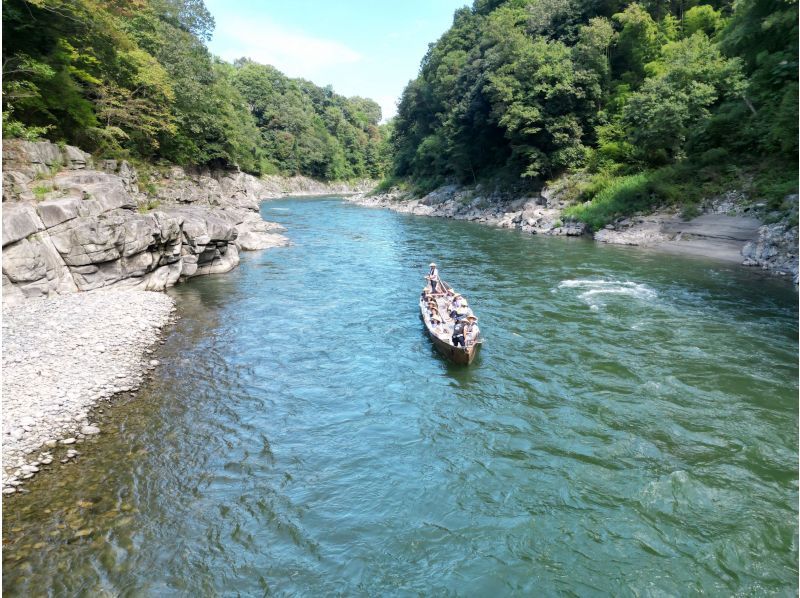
[2,290,174,493]
[348,186,798,282]
[1,140,370,491]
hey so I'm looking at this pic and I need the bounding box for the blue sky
[203,0,469,121]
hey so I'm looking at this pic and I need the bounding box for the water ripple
[3,198,797,596]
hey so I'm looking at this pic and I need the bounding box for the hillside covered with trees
[2,0,391,180]
[390,0,798,228]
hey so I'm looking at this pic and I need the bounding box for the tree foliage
[2,0,389,179]
[390,0,797,191]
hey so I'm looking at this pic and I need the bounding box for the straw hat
[429,262,436,267]
[466,315,478,321]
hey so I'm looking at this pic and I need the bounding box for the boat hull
[419,294,481,365]
[425,323,480,364]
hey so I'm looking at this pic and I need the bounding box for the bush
[2,109,52,141]
[258,158,281,176]
[752,165,799,212]
[564,173,653,230]
[372,176,401,195]
[412,175,445,196]
[697,147,729,167]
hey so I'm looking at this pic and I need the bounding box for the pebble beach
[2,290,175,493]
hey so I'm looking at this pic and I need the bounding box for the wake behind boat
[420,263,482,364]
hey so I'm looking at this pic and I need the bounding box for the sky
[203,0,469,121]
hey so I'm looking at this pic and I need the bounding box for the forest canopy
[390,0,798,221]
[2,0,391,180]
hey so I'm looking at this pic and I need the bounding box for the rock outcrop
[350,185,588,236]
[260,174,375,197]
[2,140,289,304]
[742,220,799,282]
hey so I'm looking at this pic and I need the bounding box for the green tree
[622,32,744,162]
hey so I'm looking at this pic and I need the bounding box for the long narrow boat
[419,280,482,365]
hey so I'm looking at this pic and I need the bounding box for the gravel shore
[2,290,174,493]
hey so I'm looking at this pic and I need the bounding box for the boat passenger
[464,315,479,346]
[452,318,467,347]
[425,262,440,293]
[451,293,467,310]
[431,315,446,336]
[450,304,469,322]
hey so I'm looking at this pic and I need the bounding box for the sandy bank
[594,213,763,262]
[2,290,174,493]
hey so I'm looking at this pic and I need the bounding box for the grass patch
[137,199,161,213]
[370,176,403,195]
[32,184,51,200]
[564,173,654,230]
[561,155,798,231]
[406,174,446,196]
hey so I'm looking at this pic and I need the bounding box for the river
[3,197,798,595]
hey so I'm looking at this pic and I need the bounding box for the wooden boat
[419,280,482,365]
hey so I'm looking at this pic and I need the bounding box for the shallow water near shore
[3,197,798,595]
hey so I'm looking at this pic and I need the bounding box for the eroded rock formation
[2,140,289,304]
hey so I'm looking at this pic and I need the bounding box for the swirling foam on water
[556,278,657,309]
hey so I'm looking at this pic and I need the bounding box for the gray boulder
[1,233,77,299]
[742,220,799,282]
[2,203,45,247]
[36,197,83,228]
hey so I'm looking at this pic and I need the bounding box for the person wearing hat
[451,316,467,347]
[430,314,446,337]
[425,262,440,294]
[449,295,469,322]
[464,315,479,347]
[451,293,466,310]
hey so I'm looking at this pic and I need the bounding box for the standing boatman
[425,262,440,294]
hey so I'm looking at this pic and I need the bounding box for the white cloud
[213,16,362,79]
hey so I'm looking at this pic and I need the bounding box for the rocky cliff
[2,140,292,304]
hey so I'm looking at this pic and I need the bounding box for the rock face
[260,174,375,197]
[742,220,799,283]
[2,140,290,304]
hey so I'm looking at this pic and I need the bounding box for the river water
[3,198,798,595]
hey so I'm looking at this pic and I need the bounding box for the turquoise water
[3,198,798,595]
